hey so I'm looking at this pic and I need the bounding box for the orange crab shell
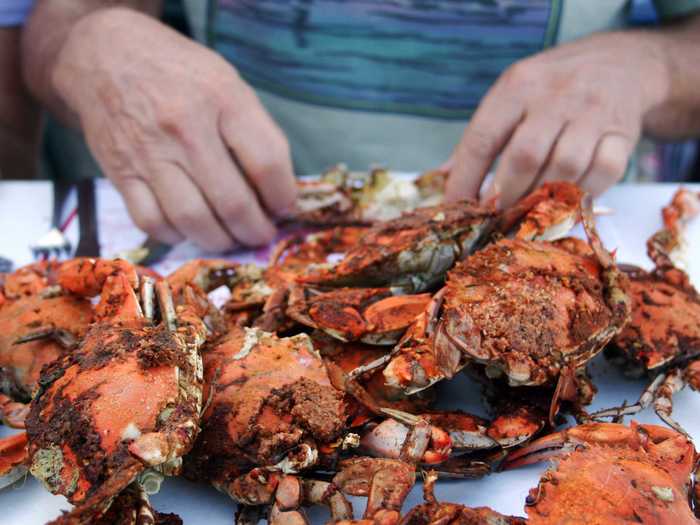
[441,237,615,386]
[611,267,700,373]
[186,328,347,486]
[512,422,699,525]
[27,319,188,503]
[0,293,93,396]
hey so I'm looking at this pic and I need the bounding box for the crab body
[26,260,207,522]
[506,422,700,524]
[299,201,497,293]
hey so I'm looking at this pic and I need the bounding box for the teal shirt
[188,1,700,173]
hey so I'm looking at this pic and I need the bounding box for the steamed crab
[25,258,208,522]
[381,195,630,422]
[593,188,700,432]
[298,200,497,293]
[183,326,420,523]
[505,421,700,524]
[401,421,699,525]
[294,165,446,226]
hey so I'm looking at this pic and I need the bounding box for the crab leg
[0,432,27,490]
[591,369,690,435]
[0,393,28,428]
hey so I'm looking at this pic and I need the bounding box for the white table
[1,180,699,524]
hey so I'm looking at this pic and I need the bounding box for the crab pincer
[25,259,208,523]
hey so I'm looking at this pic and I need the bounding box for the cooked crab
[297,200,497,293]
[49,482,182,525]
[0,260,93,417]
[287,286,431,345]
[25,258,208,522]
[382,196,630,422]
[0,431,27,491]
[293,165,446,226]
[399,470,524,525]
[224,227,368,332]
[593,189,700,433]
[505,422,700,524]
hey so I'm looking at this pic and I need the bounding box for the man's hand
[446,30,671,208]
[51,8,296,251]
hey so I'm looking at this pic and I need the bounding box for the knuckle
[595,149,628,178]
[218,195,253,223]
[510,141,543,172]
[501,60,535,87]
[553,153,585,179]
[461,127,500,158]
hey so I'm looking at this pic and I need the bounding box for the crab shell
[184,327,347,497]
[609,266,700,376]
[288,286,431,344]
[26,275,206,506]
[400,500,524,525]
[298,201,496,293]
[387,233,628,398]
[507,422,699,524]
[0,293,93,399]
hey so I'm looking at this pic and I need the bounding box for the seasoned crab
[294,165,446,226]
[26,259,208,521]
[0,260,93,410]
[50,482,182,525]
[399,471,524,525]
[383,196,630,422]
[224,227,368,331]
[593,189,700,432]
[505,422,700,524]
[184,327,424,522]
[298,200,497,293]
[287,286,431,344]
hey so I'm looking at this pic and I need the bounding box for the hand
[52,8,297,251]
[446,31,668,208]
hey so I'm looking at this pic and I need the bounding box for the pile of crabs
[1,167,700,525]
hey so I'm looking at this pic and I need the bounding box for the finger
[149,162,237,252]
[114,177,184,245]
[220,93,298,217]
[488,113,566,209]
[538,120,600,185]
[579,134,633,197]
[446,88,525,202]
[187,136,277,246]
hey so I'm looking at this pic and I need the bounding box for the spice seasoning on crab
[505,422,700,525]
[0,260,93,395]
[184,327,348,495]
[26,261,208,521]
[399,471,524,525]
[384,197,630,420]
[298,200,497,293]
[593,189,700,432]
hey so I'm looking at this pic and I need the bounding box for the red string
[59,206,78,232]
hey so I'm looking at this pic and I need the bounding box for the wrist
[51,7,153,118]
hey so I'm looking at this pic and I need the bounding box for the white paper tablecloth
[1,179,699,524]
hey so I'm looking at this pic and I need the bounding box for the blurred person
[21,1,700,251]
[0,1,40,179]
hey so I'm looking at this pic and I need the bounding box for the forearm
[21,0,162,127]
[641,13,700,139]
